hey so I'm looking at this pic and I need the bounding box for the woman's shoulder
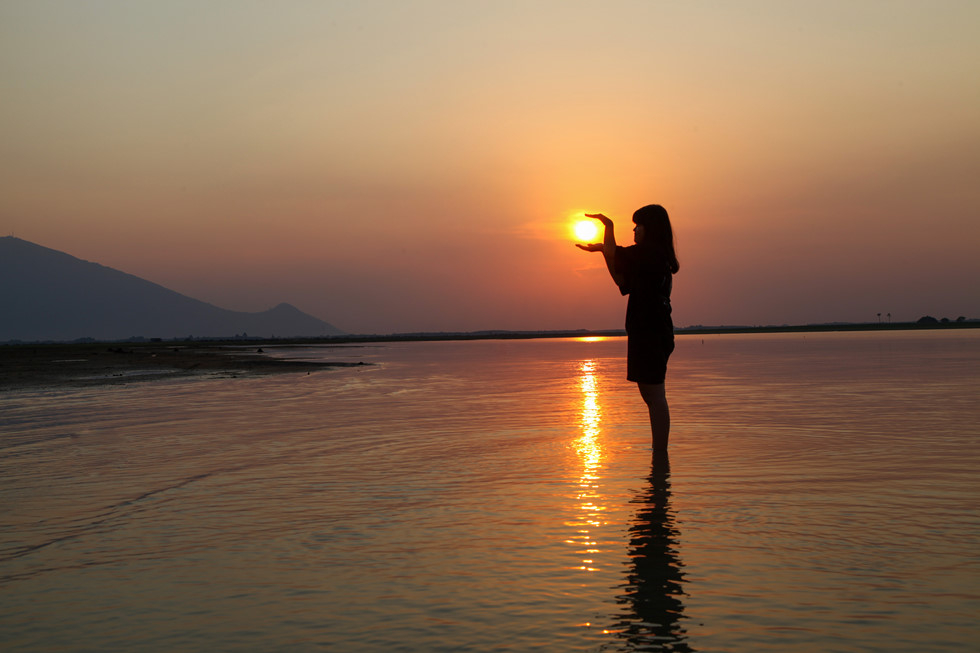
[627,243,669,263]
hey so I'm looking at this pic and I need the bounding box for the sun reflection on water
[566,359,607,573]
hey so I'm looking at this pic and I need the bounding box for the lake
[2,330,978,651]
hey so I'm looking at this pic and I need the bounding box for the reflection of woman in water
[577,205,679,451]
[610,458,692,651]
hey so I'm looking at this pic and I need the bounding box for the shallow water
[2,331,979,651]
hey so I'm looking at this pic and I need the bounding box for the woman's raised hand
[584,213,613,227]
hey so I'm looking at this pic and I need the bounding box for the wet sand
[0,342,361,391]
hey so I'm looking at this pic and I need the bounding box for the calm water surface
[2,331,979,651]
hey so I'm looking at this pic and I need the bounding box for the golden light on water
[578,362,601,468]
[567,359,607,573]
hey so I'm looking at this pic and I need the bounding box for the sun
[573,219,599,242]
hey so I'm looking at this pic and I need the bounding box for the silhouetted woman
[577,205,679,451]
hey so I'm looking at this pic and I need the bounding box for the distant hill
[0,237,344,342]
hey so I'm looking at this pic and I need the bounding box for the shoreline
[0,342,365,391]
[226,320,978,344]
[2,321,975,391]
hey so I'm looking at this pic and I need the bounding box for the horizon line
[3,318,978,347]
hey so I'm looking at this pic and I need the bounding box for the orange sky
[2,1,978,333]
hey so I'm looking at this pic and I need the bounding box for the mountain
[0,237,344,342]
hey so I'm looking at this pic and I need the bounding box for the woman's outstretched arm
[575,213,625,287]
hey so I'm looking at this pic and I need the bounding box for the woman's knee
[637,382,666,406]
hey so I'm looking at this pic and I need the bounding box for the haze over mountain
[0,237,344,342]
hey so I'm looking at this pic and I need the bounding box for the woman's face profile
[633,222,645,244]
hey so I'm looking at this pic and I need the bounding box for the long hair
[633,204,679,274]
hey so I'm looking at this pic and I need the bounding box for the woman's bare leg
[638,382,670,452]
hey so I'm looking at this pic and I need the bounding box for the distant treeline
[674,318,977,336]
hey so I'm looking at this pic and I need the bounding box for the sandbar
[0,342,361,391]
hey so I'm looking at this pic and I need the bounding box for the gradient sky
[2,1,978,334]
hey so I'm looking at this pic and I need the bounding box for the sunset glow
[1,3,977,334]
[573,220,599,243]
